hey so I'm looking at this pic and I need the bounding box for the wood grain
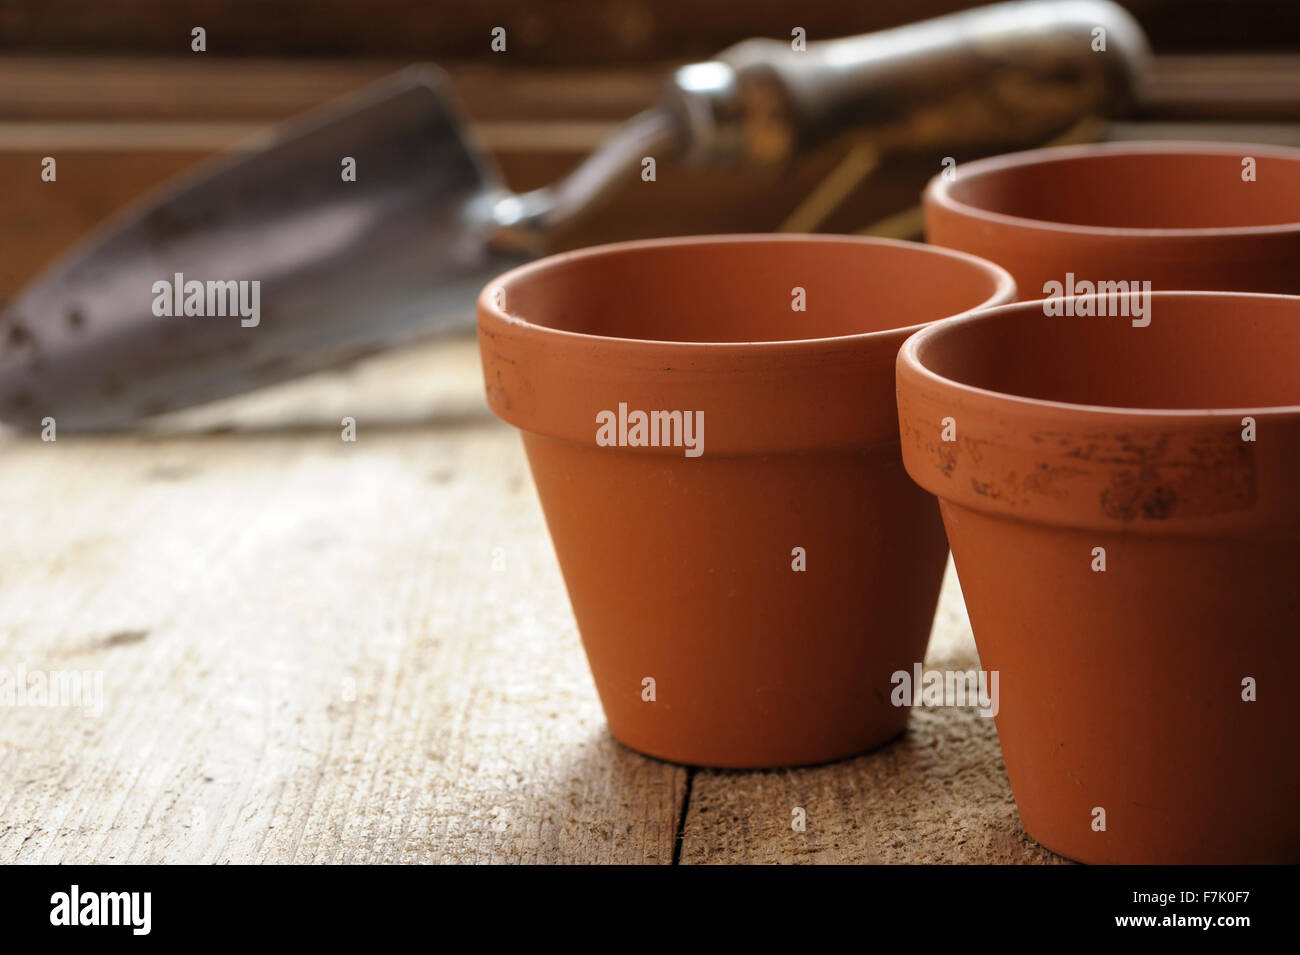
[0,337,685,864]
[0,335,1058,863]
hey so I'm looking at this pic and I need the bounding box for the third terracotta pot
[480,235,1014,768]
[897,291,1300,864]
[925,141,1300,297]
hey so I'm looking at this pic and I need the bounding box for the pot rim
[900,291,1300,421]
[477,233,1015,352]
[924,140,1300,240]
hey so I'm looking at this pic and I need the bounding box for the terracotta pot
[479,235,1014,768]
[925,141,1300,297]
[896,291,1300,863]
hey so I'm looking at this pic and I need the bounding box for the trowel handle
[501,0,1148,243]
[668,0,1149,163]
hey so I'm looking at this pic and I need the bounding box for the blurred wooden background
[3,0,1300,300]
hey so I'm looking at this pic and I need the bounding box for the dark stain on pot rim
[966,461,1089,506]
[1063,430,1258,522]
[929,422,1257,520]
[935,441,958,476]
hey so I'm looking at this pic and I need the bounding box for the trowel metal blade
[0,66,523,431]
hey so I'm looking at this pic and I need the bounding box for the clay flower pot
[896,291,1300,863]
[925,141,1300,297]
[479,235,1014,768]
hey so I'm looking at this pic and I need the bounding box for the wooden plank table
[0,335,1059,863]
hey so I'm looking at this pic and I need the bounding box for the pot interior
[499,238,1006,343]
[915,294,1300,410]
[947,150,1300,230]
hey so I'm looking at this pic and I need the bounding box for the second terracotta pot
[925,141,1300,297]
[480,235,1014,768]
[897,291,1300,863]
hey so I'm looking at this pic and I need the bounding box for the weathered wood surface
[0,336,1054,863]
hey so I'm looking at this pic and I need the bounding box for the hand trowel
[0,0,1148,430]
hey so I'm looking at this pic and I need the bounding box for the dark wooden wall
[3,0,1299,58]
[2,1,1299,300]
